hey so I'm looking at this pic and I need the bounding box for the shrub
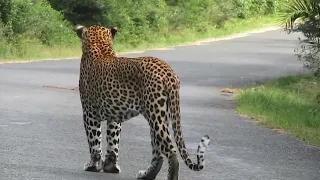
[0,0,77,58]
[0,0,285,60]
[47,0,283,46]
[48,0,105,26]
[234,0,284,19]
[279,0,320,76]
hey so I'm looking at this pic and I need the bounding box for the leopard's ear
[75,25,86,39]
[111,26,118,38]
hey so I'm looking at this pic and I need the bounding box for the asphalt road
[1,30,320,180]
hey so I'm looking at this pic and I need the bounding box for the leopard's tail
[167,83,210,171]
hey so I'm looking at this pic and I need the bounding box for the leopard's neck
[82,42,117,60]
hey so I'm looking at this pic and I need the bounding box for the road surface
[1,30,319,180]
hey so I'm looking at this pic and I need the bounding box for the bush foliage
[0,0,285,60]
[279,0,320,76]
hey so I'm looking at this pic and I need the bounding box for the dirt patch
[219,88,239,93]
[271,128,291,136]
[219,88,240,98]
[43,85,79,91]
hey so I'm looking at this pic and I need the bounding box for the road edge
[0,26,282,65]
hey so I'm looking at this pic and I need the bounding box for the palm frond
[277,0,320,30]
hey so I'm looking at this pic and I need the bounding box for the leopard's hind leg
[138,89,179,180]
[136,115,164,179]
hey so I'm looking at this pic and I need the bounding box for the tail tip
[203,135,210,139]
[201,135,211,146]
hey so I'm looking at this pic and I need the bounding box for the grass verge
[0,15,279,63]
[234,75,320,147]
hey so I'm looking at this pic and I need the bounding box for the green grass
[0,15,279,63]
[235,75,320,146]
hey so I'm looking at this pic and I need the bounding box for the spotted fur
[75,25,210,180]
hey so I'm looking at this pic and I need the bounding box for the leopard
[75,24,211,180]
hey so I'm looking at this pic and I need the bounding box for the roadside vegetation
[235,75,320,146]
[235,0,320,146]
[0,0,287,61]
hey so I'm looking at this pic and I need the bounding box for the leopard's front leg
[103,121,122,173]
[82,109,103,172]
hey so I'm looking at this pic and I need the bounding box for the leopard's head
[76,25,118,47]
